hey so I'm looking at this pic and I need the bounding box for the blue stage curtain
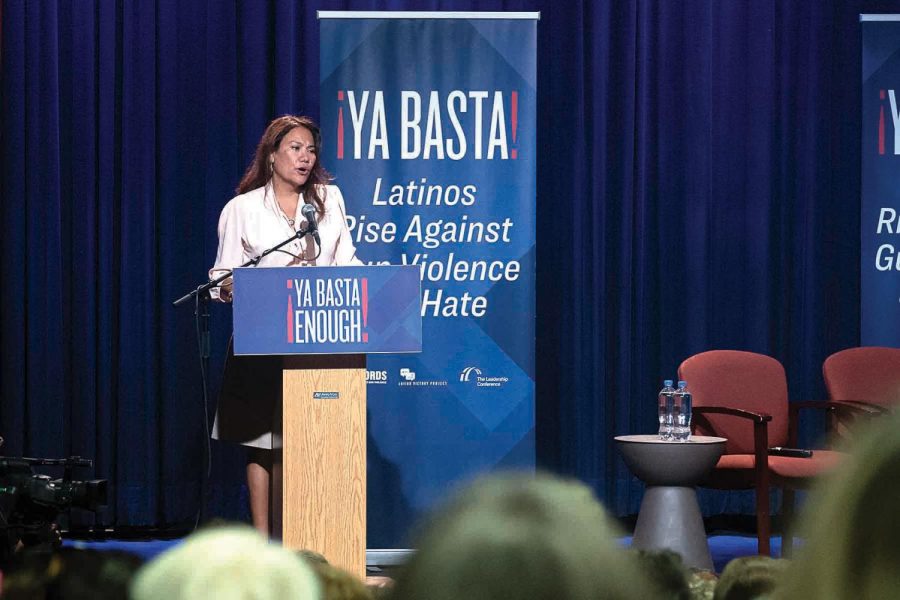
[0,0,871,529]
[535,0,866,517]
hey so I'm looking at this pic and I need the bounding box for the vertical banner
[320,12,537,548]
[862,15,900,347]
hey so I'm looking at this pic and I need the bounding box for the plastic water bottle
[673,381,692,442]
[658,380,676,440]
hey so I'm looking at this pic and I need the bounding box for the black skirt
[211,337,281,449]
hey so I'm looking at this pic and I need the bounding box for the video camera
[0,455,107,564]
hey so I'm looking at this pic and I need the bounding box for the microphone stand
[171,224,313,529]
[173,225,313,307]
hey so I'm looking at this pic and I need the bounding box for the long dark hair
[236,115,332,214]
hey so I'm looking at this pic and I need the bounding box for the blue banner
[320,12,538,547]
[862,15,900,347]
[232,265,421,355]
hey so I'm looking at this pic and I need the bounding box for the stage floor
[63,534,788,574]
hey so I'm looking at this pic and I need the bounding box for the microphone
[301,203,321,247]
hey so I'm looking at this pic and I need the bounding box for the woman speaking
[209,115,361,535]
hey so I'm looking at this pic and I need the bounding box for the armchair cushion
[707,450,843,486]
[768,452,842,481]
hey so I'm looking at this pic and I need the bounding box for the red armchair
[823,346,900,411]
[678,350,861,556]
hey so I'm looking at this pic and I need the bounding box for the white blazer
[208,182,362,301]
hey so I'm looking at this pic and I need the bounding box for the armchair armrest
[692,406,771,479]
[788,400,881,445]
[789,400,875,413]
[692,406,773,423]
[834,400,890,414]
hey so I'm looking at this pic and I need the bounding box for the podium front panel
[233,265,422,355]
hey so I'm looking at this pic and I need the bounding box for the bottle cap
[664,379,673,386]
[677,380,687,388]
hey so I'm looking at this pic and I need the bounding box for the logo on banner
[285,277,370,344]
[399,367,447,387]
[367,370,388,385]
[459,366,509,388]
[459,366,482,381]
[335,89,521,161]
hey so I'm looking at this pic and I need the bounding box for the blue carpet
[64,534,785,573]
[620,535,791,572]
[62,539,183,562]
[705,535,785,572]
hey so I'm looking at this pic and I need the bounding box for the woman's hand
[219,278,234,302]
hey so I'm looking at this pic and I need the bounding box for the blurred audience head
[130,525,320,600]
[630,549,691,600]
[777,410,900,600]
[714,555,786,600]
[2,546,142,600]
[688,569,718,600]
[298,548,330,566]
[310,562,373,600]
[390,470,655,600]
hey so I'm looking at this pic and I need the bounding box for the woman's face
[270,126,317,190]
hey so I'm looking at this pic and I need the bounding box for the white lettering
[423,91,445,160]
[294,279,312,306]
[420,288,487,317]
[470,91,488,160]
[446,91,467,160]
[296,309,363,343]
[369,92,389,159]
[487,91,509,159]
[876,244,900,271]
[401,91,421,159]
[890,90,900,155]
[877,207,897,234]
[347,91,368,160]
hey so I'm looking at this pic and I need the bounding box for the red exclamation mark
[511,91,518,160]
[880,89,886,155]
[362,278,369,343]
[286,279,294,343]
[338,90,345,160]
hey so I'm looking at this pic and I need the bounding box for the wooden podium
[232,265,421,579]
[271,353,367,576]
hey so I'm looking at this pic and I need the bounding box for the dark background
[2,0,896,537]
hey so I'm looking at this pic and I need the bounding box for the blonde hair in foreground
[130,525,320,600]
[776,409,900,600]
[390,471,656,600]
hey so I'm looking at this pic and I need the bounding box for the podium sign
[233,265,422,355]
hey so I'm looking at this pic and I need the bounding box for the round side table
[615,434,726,571]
